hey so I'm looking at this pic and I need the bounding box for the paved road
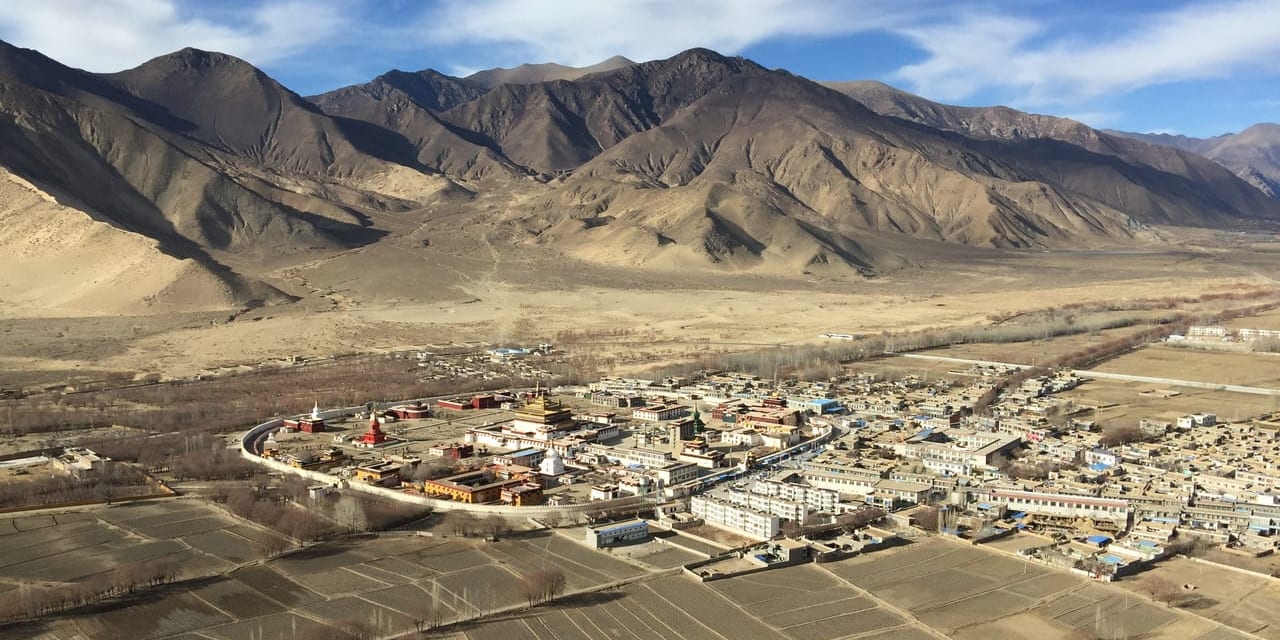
[894,353,1280,397]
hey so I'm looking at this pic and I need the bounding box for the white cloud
[892,0,1280,106]
[419,0,916,67]
[0,0,348,72]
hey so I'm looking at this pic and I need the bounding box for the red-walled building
[283,417,326,433]
[389,404,431,420]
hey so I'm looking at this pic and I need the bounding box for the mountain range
[1106,125,1280,199]
[1,41,1277,314]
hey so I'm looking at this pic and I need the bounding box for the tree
[1138,575,1181,605]
[481,515,509,539]
[444,511,478,537]
[914,506,940,532]
[515,568,566,607]
[333,496,368,535]
[542,511,564,529]
[252,532,290,558]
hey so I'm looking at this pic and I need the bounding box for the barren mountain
[2,42,1279,317]
[826,80,1278,220]
[1114,125,1280,199]
[522,71,1156,273]
[437,49,764,173]
[0,41,440,313]
[462,55,636,88]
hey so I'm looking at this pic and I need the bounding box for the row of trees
[441,511,516,538]
[0,353,545,437]
[514,568,567,608]
[0,560,178,622]
[0,463,154,509]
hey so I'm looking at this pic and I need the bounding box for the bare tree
[1138,575,1182,605]
[515,568,567,607]
[333,495,368,535]
[444,511,478,537]
[913,506,940,532]
[481,515,509,539]
[542,511,564,529]
[252,532,291,558]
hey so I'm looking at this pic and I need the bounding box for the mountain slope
[107,48,423,179]
[0,41,440,312]
[0,167,287,314]
[438,49,763,173]
[310,68,485,115]
[515,72,1157,274]
[306,71,518,181]
[827,80,1280,220]
[462,55,636,88]
[1115,124,1280,199]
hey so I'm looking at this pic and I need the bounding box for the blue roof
[1089,462,1111,472]
[1010,512,1027,519]
[810,398,839,406]
[596,521,647,535]
[510,448,541,456]
[1085,535,1112,544]
[1101,554,1124,565]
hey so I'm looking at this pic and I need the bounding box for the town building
[691,494,781,539]
[632,403,689,421]
[586,519,649,547]
[421,469,528,503]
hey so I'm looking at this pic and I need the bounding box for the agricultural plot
[1093,344,1280,389]
[823,538,1253,640]
[0,501,252,587]
[26,529,659,640]
[1117,557,1280,639]
[1059,378,1277,426]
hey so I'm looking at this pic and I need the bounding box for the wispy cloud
[893,0,1280,106]
[0,0,348,71]
[418,0,917,67]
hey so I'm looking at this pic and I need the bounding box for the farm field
[1058,378,1279,427]
[1114,557,1280,639]
[11,527,652,640]
[821,537,1249,640]
[918,326,1150,367]
[450,538,1258,640]
[1093,345,1280,388]
[1227,306,1280,331]
[7,512,1277,640]
[0,501,269,587]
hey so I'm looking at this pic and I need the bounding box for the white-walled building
[691,495,781,539]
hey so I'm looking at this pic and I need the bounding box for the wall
[239,411,656,517]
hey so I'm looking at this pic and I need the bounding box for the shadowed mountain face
[1110,125,1280,199]
[1,41,1278,314]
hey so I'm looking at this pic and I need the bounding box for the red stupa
[361,414,387,445]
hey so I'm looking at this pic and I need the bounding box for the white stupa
[539,448,565,476]
[311,401,321,420]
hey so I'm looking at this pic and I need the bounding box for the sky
[1,0,1278,137]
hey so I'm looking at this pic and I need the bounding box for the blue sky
[1,0,1278,137]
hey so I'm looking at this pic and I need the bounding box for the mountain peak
[129,47,260,77]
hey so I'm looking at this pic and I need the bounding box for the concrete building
[988,489,1130,525]
[691,494,781,539]
[632,404,689,421]
[422,469,527,503]
[586,519,649,547]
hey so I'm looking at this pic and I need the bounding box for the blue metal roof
[1085,535,1112,544]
